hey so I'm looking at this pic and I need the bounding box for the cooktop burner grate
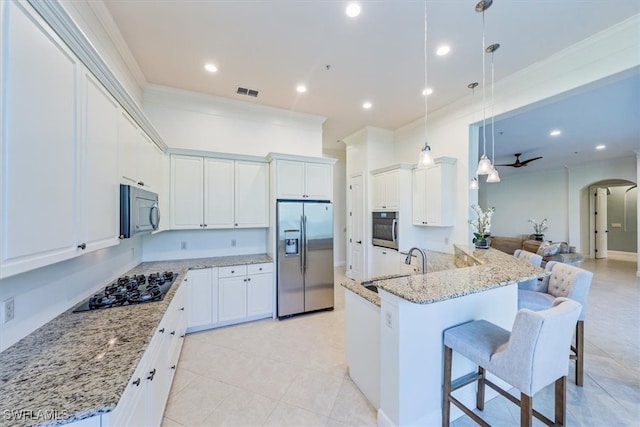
[73,272,177,313]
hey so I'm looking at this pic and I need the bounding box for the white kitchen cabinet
[186,267,219,331]
[82,71,121,252]
[171,155,268,230]
[235,161,269,227]
[275,160,332,201]
[218,263,274,324]
[104,284,186,427]
[204,158,235,228]
[1,0,79,274]
[370,247,402,277]
[412,157,457,227]
[118,112,163,191]
[372,170,400,210]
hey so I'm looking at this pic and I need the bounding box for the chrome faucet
[405,247,427,274]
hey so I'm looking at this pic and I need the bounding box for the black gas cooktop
[73,272,177,313]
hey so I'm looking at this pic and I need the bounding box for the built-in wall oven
[372,211,398,250]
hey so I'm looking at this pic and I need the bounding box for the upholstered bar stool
[443,298,581,427]
[518,261,593,386]
[513,249,544,291]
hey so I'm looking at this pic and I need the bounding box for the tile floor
[162,258,639,426]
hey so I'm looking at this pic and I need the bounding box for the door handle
[303,215,308,272]
[356,240,362,244]
[300,215,304,274]
[150,203,160,230]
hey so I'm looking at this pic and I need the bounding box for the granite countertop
[341,246,547,306]
[0,254,272,427]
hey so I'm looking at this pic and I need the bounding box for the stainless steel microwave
[372,211,398,250]
[120,185,160,238]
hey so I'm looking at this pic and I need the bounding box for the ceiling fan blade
[519,156,543,166]
[494,163,515,167]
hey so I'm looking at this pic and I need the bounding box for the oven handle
[392,219,398,243]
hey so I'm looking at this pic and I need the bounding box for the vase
[474,238,489,249]
[532,234,544,241]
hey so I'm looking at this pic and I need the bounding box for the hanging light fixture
[418,2,434,166]
[475,0,493,175]
[467,82,480,189]
[486,42,501,183]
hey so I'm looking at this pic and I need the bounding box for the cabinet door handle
[259,267,262,271]
[356,240,362,244]
[247,277,251,282]
[171,365,176,370]
[203,224,207,227]
[180,334,185,338]
[180,307,185,311]
[170,330,176,335]
[77,243,87,250]
[235,223,238,227]
[200,224,204,227]
[159,328,165,334]
[132,378,141,387]
[231,270,235,273]
[147,368,156,381]
[138,181,144,187]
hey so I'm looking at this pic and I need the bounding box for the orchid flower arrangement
[469,204,495,240]
[528,218,548,234]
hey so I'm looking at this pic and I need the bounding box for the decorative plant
[528,218,548,234]
[469,204,495,240]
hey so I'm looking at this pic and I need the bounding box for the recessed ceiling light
[204,63,218,73]
[595,144,606,150]
[436,45,450,56]
[346,3,361,18]
[296,85,307,93]
[422,88,433,96]
[362,101,372,110]
[549,129,562,137]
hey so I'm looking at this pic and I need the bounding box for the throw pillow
[538,242,562,257]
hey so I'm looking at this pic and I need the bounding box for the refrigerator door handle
[300,215,305,273]
[303,215,308,272]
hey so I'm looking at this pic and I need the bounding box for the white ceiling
[102,0,640,156]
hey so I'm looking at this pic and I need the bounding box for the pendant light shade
[486,167,501,183]
[419,142,434,166]
[470,177,479,190]
[476,154,492,175]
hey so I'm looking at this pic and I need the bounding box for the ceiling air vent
[236,86,259,97]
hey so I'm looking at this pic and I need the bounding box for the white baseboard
[607,250,637,262]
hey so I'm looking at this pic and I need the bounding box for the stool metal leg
[555,376,566,425]
[575,321,584,386]
[520,393,533,427]
[443,346,452,427]
[476,366,485,411]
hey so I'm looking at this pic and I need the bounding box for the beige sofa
[490,235,584,266]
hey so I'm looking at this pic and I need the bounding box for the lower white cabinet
[186,267,218,331]
[218,263,273,323]
[370,247,403,278]
[104,284,186,427]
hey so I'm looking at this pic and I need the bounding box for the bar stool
[513,249,543,291]
[518,261,593,386]
[443,298,581,426]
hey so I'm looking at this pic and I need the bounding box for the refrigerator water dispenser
[284,231,299,255]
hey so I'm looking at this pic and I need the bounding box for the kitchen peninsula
[342,245,548,427]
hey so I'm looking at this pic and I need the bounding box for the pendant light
[475,0,493,175]
[467,82,480,190]
[418,2,434,166]
[486,43,501,183]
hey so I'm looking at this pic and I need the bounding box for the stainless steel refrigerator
[277,201,334,318]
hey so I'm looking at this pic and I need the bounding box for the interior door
[595,187,608,259]
[348,174,364,280]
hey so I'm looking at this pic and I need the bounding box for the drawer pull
[170,330,176,335]
[231,270,235,273]
[171,365,176,370]
[147,368,156,381]
[180,307,185,311]
[180,334,185,338]
[132,378,141,387]
[259,267,262,271]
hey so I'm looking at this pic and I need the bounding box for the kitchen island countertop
[0,253,271,427]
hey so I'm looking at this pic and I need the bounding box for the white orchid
[528,218,548,234]
[469,205,495,239]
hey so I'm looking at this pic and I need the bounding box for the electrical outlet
[180,241,187,250]
[130,247,135,257]
[231,239,237,247]
[385,311,393,329]
[2,298,15,323]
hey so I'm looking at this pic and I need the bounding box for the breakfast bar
[342,245,548,426]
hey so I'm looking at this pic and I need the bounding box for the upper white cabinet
[412,157,457,227]
[372,170,400,210]
[118,112,163,191]
[170,155,269,230]
[274,159,332,201]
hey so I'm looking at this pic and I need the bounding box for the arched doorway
[586,179,637,260]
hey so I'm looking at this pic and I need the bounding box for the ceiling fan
[496,153,543,168]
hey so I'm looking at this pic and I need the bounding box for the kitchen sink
[360,273,414,293]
